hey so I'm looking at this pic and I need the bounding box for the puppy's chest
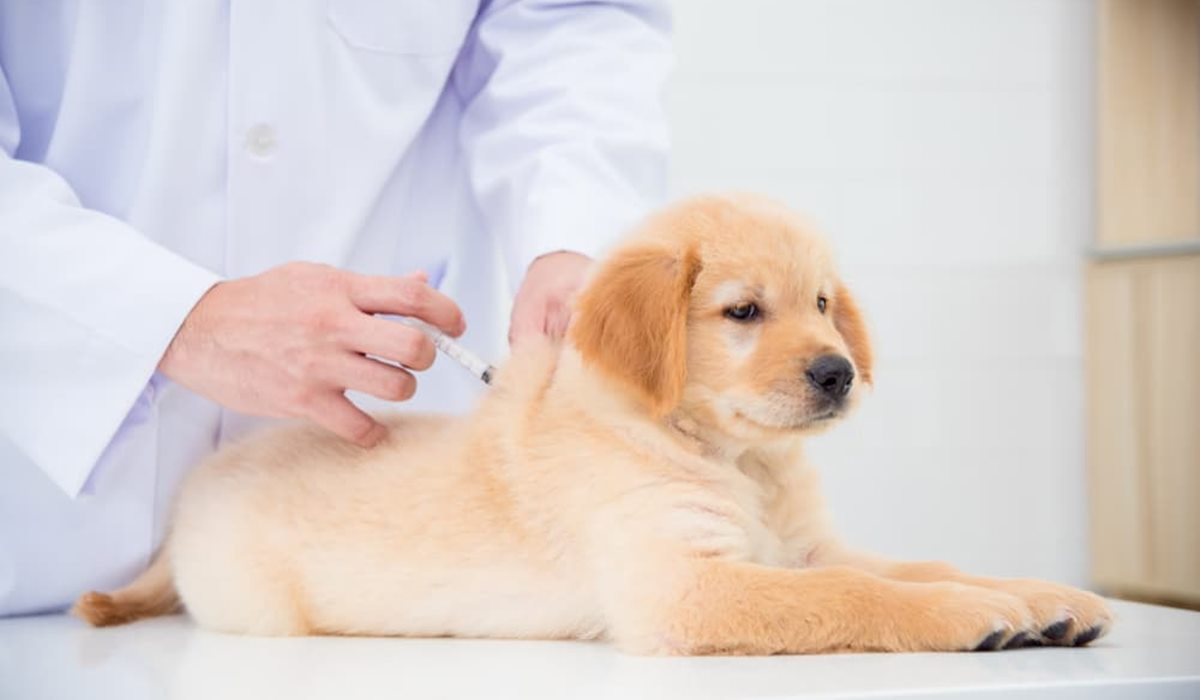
[734,491,807,568]
[741,511,789,567]
[733,466,818,568]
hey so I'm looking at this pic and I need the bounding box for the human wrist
[157,280,221,379]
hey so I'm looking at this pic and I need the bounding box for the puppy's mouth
[807,409,840,423]
[731,405,842,432]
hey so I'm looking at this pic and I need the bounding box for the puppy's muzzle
[806,355,855,401]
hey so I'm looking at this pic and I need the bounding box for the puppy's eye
[724,302,759,322]
[817,296,828,314]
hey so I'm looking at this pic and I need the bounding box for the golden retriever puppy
[75,195,1111,654]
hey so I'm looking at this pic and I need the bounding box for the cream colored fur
[75,195,1111,654]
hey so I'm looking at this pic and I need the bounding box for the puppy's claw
[1002,631,1030,650]
[1072,625,1104,647]
[1042,619,1071,642]
[973,630,1006,652]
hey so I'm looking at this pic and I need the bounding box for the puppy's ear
[569,242,701,415]
[834,283,874,385]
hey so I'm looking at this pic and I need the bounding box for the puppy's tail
[72,546,180,627]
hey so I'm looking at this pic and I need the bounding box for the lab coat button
[245,124,277,157]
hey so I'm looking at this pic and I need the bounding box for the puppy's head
[569,194,872,442]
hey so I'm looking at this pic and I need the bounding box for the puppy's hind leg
[172,548,315,637]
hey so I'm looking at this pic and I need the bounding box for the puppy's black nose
[806,355,855,397]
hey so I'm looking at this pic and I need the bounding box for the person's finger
[508,299,545,346]
[545,300,573,339]
[327,354,418,402]
[347,273,466,337]
[345,317,437,371]
[307,393,387,447]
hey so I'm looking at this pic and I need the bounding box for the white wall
[665,0,1096,585]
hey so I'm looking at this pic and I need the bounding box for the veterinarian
[0,1,670,616]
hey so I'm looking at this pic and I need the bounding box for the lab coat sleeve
[0,69,221,498]
[453,0,672,289]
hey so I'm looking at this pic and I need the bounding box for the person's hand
[158,262,465,447]
[509,251,593,345]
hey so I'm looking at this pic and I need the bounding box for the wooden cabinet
[1088,259,1200,602]
[1087,0,1200,604]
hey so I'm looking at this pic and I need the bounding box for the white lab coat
[0,0,670,616]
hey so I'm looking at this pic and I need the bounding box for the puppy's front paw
[897,582,1036,652]
[987,579,1113,647]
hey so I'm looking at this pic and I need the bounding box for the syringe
[397,317,495,385]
